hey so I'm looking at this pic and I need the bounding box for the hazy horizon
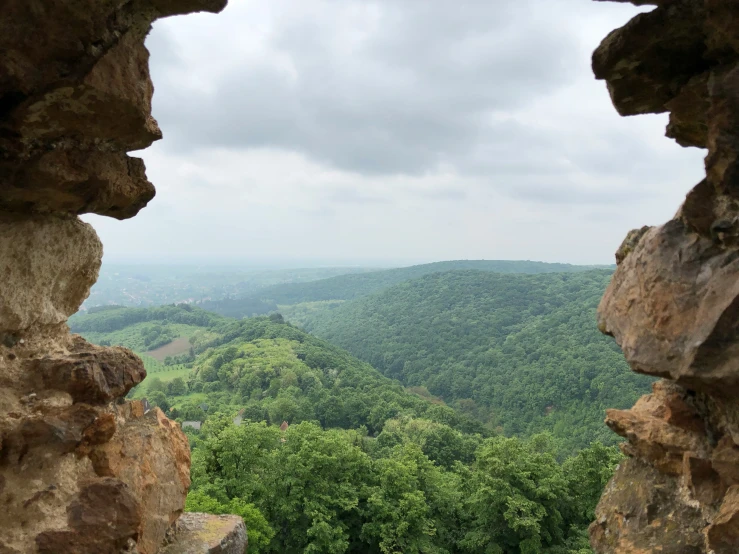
[98,256,614,270]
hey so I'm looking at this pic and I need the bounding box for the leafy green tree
[147,377,166,393]
[226,498,275,553]
[166,377,188,396]
[362,444,448,554]
[264,423,373,553]
[461,436,570,553]
[147,390,169,413]
[562,443,622,521]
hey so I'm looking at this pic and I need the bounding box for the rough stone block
[0,214,101,333]
[158,513,247,554]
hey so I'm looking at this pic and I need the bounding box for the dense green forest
[288,270,651,450]
[157,315,486,436]
[74,305,622,553]
[206,260,610,319]
[187,418,619,554]
[71,308,484,435]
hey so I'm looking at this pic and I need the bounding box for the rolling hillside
[73,305,618,553]
[69,305,484,434]
[289,269,651,450]
[206,260,611,319]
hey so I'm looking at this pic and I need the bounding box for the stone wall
[0,2,240,553]
[591,1,739,553]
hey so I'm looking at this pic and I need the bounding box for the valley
[70,260,648,553]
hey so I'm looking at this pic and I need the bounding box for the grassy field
[132,358,194,398]
[140,353,170,373]
[78,324,201,398]
[147,337,192,360]
[80,322,205,351]
[146,365,192,382]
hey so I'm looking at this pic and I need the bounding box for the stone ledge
[158,513,247,554]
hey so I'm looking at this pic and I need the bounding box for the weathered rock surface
[0,0,225,220]
[591,458,705,553]
[0,150,156,220]
[0,0,235,552]
[604,381,710,475]
[598,219,739,393]
[29,335,147,404]
[35,478,142,554]
[592,1,739,552]
[158,513,247,554]
[0,335,192,553]
[89,401,192,554]
[0,213,101,334]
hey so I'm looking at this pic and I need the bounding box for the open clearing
[147,337,191,361]
[132,364,194,398]
[147,365,192,382]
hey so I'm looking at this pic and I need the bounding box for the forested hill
[212,260,610,317]
[69,305,486,436]
[293,269,652,451]
[72,305,621,553]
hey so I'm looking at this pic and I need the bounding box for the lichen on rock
[0,1,234,553]
[592,0,739,552]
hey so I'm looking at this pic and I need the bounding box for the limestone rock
[707,486,739,554]
[0,364,192,553]
[152,0,229,17]
[683,452,725,506]
[158,513,247,554]
[598,220,739,394]
[594,0,666,5]
[590,458,706,553]
[0,213,102,334]
[666,73,709,148]
[592,0,739,552]
[592,3,707,118]
[8,28,162,152]
[0,0,226,110]
[35,478,141,554]
[605,381,709,474]
[29,335,146,404]
[88,401,192,554]
[711,436,739,488]
[0,0,226,219]
[0,0,228,552]
[614,225,651,265]
[0,149,156,220]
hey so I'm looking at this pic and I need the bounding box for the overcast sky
[85,0,706,267]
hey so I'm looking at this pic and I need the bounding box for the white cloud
[86,0,707,265]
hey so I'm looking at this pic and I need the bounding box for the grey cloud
[146,0,692,209]
[148,0,582,176]
[91,0,699,265]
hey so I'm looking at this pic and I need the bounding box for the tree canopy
[289,270,651,450]
[75,281,632,553]
[187,418,620,554]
